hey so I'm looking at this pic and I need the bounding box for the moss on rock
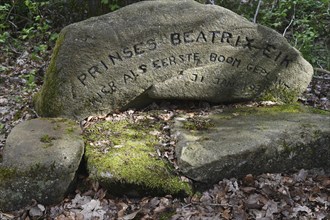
[0,167,17,181]
[258,85,301,104]
[182,117,215,131]
[33,33,66,117]
[84,118,192,196]
[225,103,329,117]
[0,118,84,211]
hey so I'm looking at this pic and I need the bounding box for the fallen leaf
[119,210,141,220]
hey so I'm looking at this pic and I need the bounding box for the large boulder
[34,0,312,120]
[0,118,84,211]
[174,105,330,184]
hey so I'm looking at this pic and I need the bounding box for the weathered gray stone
[174,105,330,184]
[0,118,84,211]
[34,0,313,120]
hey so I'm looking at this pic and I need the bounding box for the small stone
[29,205,44,217]
[37,204,45,212]
[0,118,84,211]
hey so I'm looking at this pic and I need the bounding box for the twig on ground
[314,68,330,75]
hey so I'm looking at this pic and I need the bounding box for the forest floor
[0,37,330,219]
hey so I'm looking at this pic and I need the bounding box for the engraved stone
[34,0,313,120]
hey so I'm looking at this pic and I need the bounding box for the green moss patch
[0,167,17,182]
[224,103,329,117]
[40,134,56,143]
[84,118,192,196]
[182,117,215,131]
[33,33,66,117]
[258,85,301,103]
[0,163,57,184]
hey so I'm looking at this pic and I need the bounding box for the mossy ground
[0,167,17,183]
[182,117,215,131]
[84,117,192,196]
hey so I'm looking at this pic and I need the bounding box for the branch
[253,0,262,23]
[314,68,330,75]
[283,4,295,37]
[8,20,18,29]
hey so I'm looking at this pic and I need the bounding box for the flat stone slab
[84,117,192,196]
[34,0,312,120]
[0,118,84,211]
[174,105,330,184]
